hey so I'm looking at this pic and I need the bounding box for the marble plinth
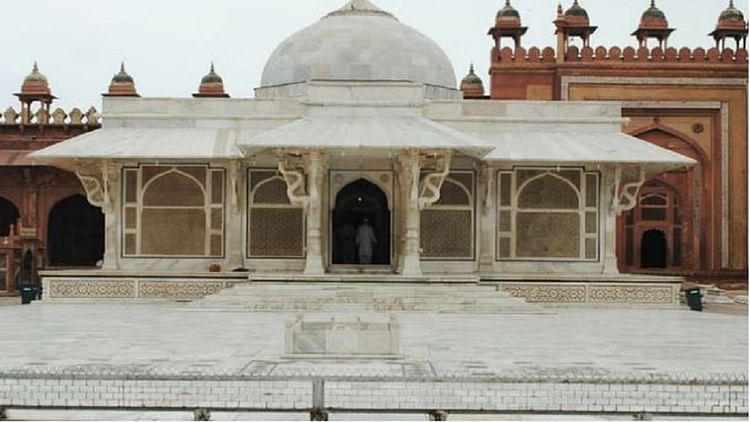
[285,312,401,358]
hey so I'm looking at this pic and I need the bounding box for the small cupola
[488,0,528,50]
[194,63,230,98]
[104,63,140,97]
[460,64,485,99]
[554,0,598,52]
[631,0,674,49]
[20,62,53,97]
[710,0,748,50]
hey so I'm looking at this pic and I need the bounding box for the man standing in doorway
[356,219,377,265]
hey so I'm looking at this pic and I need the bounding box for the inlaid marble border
[44,278,239,300]
[500,282,680,306]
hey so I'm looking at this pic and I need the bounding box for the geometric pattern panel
[589,285,676,304]
[48,280,136,299]
[139,282,223,299]
[502,284,586,303]
[249,208,305,258]
[420,210,472,258]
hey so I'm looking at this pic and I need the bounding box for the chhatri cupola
[14,62,56,125]
[460,64,485,99]
[710,0,748,50]
[631,0,675,49]
[554,0,597,54]
[104,63,140,97]
[488,0,528,50]
[259,0,456,93]
[194,63,229,98]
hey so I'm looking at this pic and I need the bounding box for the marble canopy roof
[237,116,495,159]
[481,131,696,175]
[30,117,695,175]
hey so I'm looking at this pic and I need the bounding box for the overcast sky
[0,0,741,111]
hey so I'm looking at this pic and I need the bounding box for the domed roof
[195,63,229,98]
[641,0,666,22]
[497,0,520,19]
[201,63,224,84]
[111,62,134,84]
[20,62,52,97]
[565,0,589,19]
[260,0,457,89]
[461,64,483,85]
[106,63,139,97]
[23,62,48,85]
[720,0,745,22]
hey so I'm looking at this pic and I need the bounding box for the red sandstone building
[0,64,105,295]
[464,0,748,283]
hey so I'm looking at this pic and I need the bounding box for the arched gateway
[332,179,391,267]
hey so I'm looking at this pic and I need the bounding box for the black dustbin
[685,288,703,312]
[20,284,36,305]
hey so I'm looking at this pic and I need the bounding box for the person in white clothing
[355,219,377,265]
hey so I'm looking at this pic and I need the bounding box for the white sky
[0,0,741,111]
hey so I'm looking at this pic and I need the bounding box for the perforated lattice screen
[249,208,304,257]
[420,210,472,258]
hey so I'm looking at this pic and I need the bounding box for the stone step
[190,282,541,314]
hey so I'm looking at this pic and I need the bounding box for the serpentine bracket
[612,165,647,216]
[277,152,310,210]
[418,151,452,210]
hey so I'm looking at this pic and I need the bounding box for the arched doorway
[331,179,391,266]
[0,196,20,237]
[641,229,668,268]
[47,195,104,267]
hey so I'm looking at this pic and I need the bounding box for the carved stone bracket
[277,151,310,210]
[75,161,116,212]
[611,165,647,216]
[418,151,452,210]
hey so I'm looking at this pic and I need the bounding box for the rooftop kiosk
[31,0,694,305]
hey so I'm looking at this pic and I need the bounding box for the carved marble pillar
[76,161,120,270]
[225,161,245,269]
[604,166,647,274]
[602,168,619,274]
[398,150,422,276]
[478,164,495,273]
[304,151,327,275]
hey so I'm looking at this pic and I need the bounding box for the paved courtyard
[0,302,745,377]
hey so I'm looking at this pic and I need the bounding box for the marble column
[102,163,120,270]
[304,150,327,275]
[478,164,495,273]
[398,150,422,276]
[602,167,619,274]
[224,161,245,270]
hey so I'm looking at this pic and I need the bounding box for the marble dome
[260,0,457,89]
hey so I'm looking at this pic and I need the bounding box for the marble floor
[0,302,745,378]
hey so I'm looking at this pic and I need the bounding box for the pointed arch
[0,196,20,237]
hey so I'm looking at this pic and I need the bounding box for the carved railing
[0,106,101,127]
[494,46,749,64]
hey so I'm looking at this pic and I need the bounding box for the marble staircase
[189,282,544,314]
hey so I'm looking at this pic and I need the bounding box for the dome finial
[32,61,39,73]
[730,0,735,7]
[210,61,215,73]
[651,0,656,7]
[505,0,511,5]
[120,62,126,73]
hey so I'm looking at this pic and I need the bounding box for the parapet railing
[0,106,101,127]
[494,46,749,64]
[0,367,746,421]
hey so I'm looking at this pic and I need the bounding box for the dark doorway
[641,229,667,269]
[332,179,391,266]
[0,196,20,237]
[47,195,104,267]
